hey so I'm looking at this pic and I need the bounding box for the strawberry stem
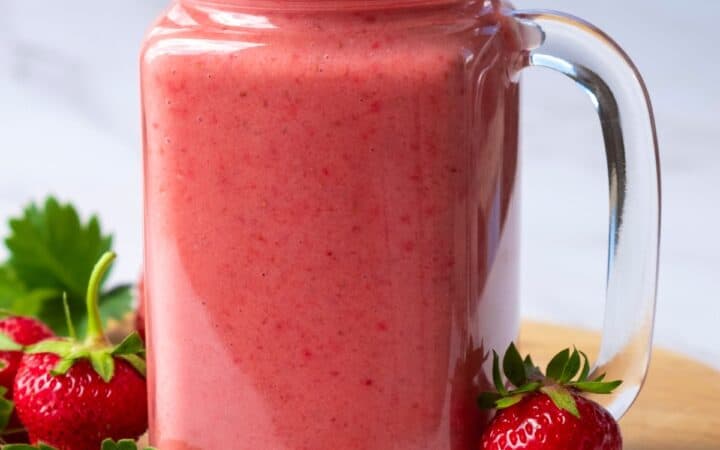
[62,292,77,340]
[85,251,116,346]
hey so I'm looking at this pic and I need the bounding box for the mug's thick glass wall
[142,0,522,448]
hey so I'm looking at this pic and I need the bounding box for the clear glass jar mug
[140,1,661,448]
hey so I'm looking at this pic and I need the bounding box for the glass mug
[141,0,660,448]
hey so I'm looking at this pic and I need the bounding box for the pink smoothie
[142,1,520,448]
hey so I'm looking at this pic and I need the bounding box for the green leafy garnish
[478,343,623,418]
[0,197,132,336]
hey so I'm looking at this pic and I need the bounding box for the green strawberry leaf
[0,332,23,351]
[0,266,58,317]
[5,198,112,299]
[523,355,543,380]
[26,339,75,355]
[50,358,75,376]
[3,445,56,450]
[491,351,508,395]
[477,392,502,409]
[102,438,138,450]
[502,342,526,388]
[0,386,14,432]
[511,381,542,395]
[578,351,591,382]
[3,445,52,450]
[541,385,580,418]
[0,265,24,310]
[559,348,581,383]
[1,198,133,336]
[112,332,145,356]
[89,350,115,383]
[100,285,134,318]
[546,348,570,381]
[118,354,147,377]
[11,289,59,318]
[572,380,622,394]
[594,373,607,382]
[495,394,525,409]
[101,439,157,450]
[32,298,73,337]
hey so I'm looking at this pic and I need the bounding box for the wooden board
[521,322,720,450]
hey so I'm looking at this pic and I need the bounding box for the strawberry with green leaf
[478,343,623,450]
[12,252,147,450]
[0,197,133,336]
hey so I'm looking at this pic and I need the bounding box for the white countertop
[0,0,717,368]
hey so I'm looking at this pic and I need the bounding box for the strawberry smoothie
[142,1,520,448]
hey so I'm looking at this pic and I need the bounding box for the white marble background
[0,1,717,368]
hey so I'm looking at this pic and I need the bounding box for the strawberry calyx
[477,343,622,418]
[25,332,146,382]
[0,334,24,354]
[0,315,53,371]
[24,252,146,383]
[0,313,49,357]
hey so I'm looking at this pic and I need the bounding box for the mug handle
[512,10,661,419]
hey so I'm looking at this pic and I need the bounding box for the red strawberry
[13,252,148,450]
[0,316,54,442]
[480,392,621,450]
[0,316,54,391]
[14,353,147,450]
[478,344,623,450]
